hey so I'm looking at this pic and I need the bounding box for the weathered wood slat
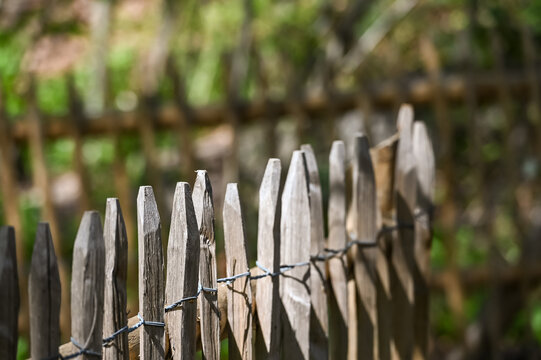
[71,211,105,359]
[351,134,379,359]
[280,150,311,359]
[29,223,61,360]
[165,182,200,359]
[255,158,281,359]
[391,104,417,360]
[328,141,348,360]
[412,122,435,360]
[371,136,399,360]
[0,226,19,360]
[223,183,253,360]
[300,144,329,359]
[192,170,221,360]
[103,199,129,360]
[137,186,165,360]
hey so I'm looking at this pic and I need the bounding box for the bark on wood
[29,223,61,360]
[192,170,221,360]
[328,141,348,360]
[71,211,105,359]
[280,150,311,359]
[300,144,329,360]
[0,226,19,360]
[255,158,281,359]
[351,133,379,359]
[137,186,165,360]
[223,183,253,360]
[165,182,200,359]
[391,104,417,360]
[103,198,129,360]
[412,122,435,360]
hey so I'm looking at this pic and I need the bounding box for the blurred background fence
[1,0,541,358]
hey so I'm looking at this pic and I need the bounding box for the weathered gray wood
[137,186,165,360]
[412,122,435,360]
[192,170,220,360]
[255,158,281,359]
[165,182,200,359]
[103,198,129,360]
[280,150,311,359]
[351,133,379,359]
[391,104,417,360]
[29,223,61,360]
[328,141,348,360]
[71,211,105,359]
[372,136,398,360]
[223,183,253,360]
[0,226,19,360]
[300,144,329,359]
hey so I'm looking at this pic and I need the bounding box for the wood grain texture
[300,144,329,360]
[71,211,105,359]
[351,134,379,359]
[255,158,281,359]
[280,150,311,359]
[223,183,253,360]
[372,137,398,360]
[391,104,417,360]
[165,182,200,359]
[0,226,19,360]
[328,141,348,360]
[137,186,165,360]
[29,223,61,360]
[192,170,220,360]
[412,122,435,360]
[103,198,129,360]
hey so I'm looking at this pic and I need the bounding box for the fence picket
[103,199,129,360]
[391,104,417,359]
[223,183,253,360]
[0,226,19,360]
[192,170,220,360]
[71,211,105,359]
[137,186,165,359]
[351,134,379,359]
[412,122,435,359]
[372,135,399,360]
[255,158,281,359]
[300,144,329,359]
[280,150,311,359]
[328,140,348,360]
[165,182,200,359]
[29,223,60,359]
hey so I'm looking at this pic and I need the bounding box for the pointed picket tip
[74,211,104,249]
[282,150,309,200]
[397,103,414,131]
[413,122,435,205]
[0,226,19,360]
[330,140,346,162]
[260,159,281,199]
[137,186,160,235]
[192,170,214,234]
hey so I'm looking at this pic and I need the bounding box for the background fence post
[255,158,281,359]
[351,134,379,359]
[280,150,311,359]
[412,122,435,359]
[300,144,329,359]
[165,182,200,359]
[29,223,61,359]
[192,170,221,360]
[0,226,19,360]
[223,183,253,360]
[103,198,129,360]
[391,104,417,359]
[71,211,105,359]
[328,140,348,360]
[137,186,165,360]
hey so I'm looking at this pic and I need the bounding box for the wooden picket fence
[0,104,434,360]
